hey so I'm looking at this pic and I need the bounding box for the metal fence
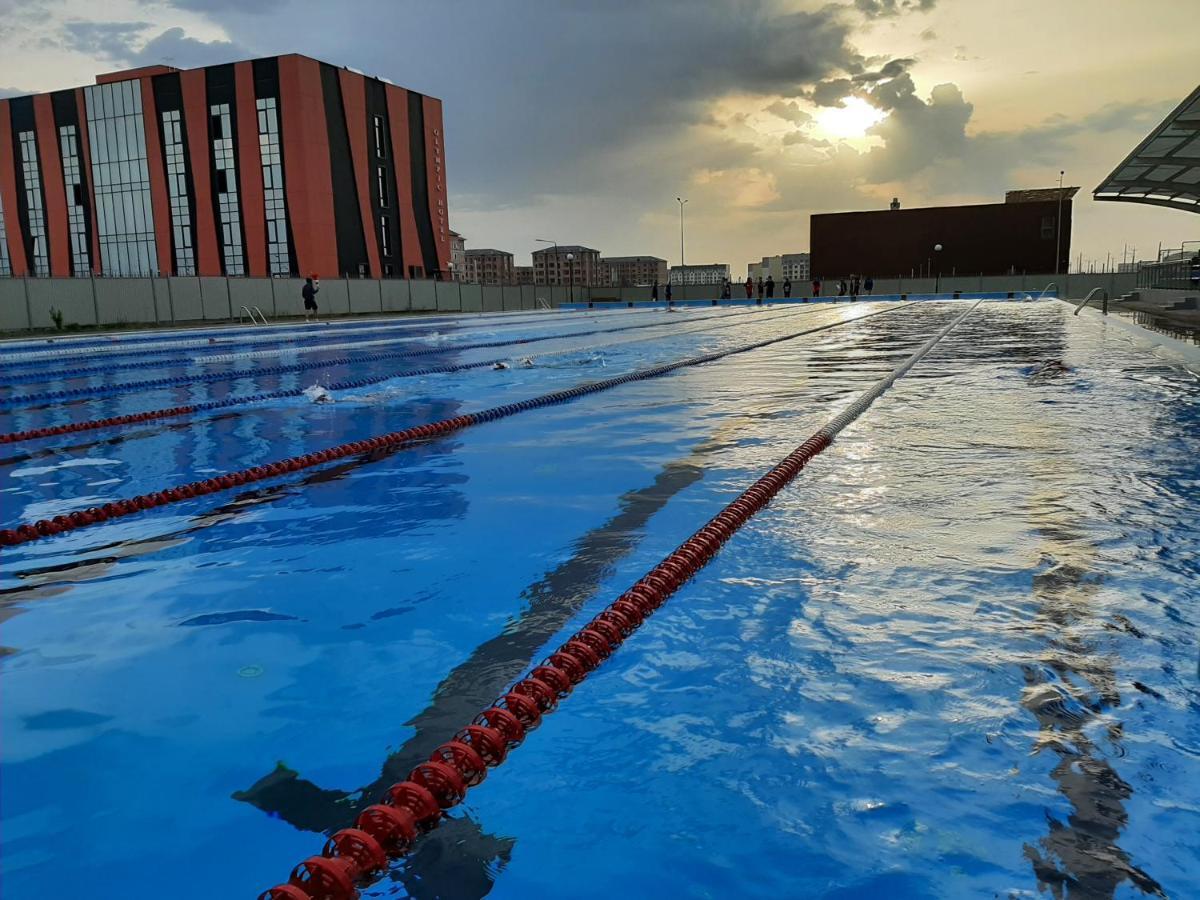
[1137,241,1200,290]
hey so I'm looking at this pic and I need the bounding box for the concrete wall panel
[316,279,351,316]
[28,279,97,329]
[381,280,410,312]
[348,280,383,314]
[169,278,204,321]
[410,280,436,311]
[459,283,483,312]
[199,278,232,320]
[229,279,276,321]
[435,281,463,312]
[0,279,30,331]
[481,285,504,312]
[97,279,156,325]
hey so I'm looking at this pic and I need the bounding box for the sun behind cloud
[814,96,888,140]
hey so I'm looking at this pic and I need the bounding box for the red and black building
[0,54,450,280]
[810,188,1077,281]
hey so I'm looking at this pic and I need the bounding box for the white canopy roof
[1094,84,1200,214]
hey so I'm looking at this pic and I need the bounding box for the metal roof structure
[1094,83,1200,214]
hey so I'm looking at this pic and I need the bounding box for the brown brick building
[810,188,1077,280]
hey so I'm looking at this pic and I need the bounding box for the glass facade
[84,80,158,276]
[58,125,91,275]
[255,97,290,275]
[18,131,50,276]
[160,110,195,275]
[210,102,244,275]
[0,192,10,276]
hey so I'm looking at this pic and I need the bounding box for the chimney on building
[890,197,901,210]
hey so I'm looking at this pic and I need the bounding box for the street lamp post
[934,243,943,293]
[566,252,574,303]
[676,197,688,269]
[1055,170,1065,276]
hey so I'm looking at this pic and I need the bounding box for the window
[18,131,50,276]
[160,110,195,275]
[0,192,11,277]
[383,263,393,277]
[376,166,387,207]
[1041,215,1055,239]
[84,81,158,275]
[379,215,392,257]
[255,97,290,275]
[373,115,385,158]
[58,124,91,275]
[209,102,244,275]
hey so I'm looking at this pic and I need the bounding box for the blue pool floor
[1,300,1198,899]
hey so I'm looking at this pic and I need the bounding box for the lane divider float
[254,300,981,899]
[0,306,787,407]
[0,305,814,446]
[0,307,642,376]
[0,304,914,545]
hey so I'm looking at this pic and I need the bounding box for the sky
[1,0,1196,272]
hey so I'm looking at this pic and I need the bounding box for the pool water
[1,300,1198,899]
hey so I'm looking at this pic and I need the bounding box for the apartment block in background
[463,248,514,284]
[670,263,730,285]
[0,54,451,279]
[532,244,601,285]
[747,254,809,283]
[600,255,667,287]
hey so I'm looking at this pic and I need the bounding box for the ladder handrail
[1037,282,1057,299]
[239,306,266,326]
[252,305,270,324]
[1073,287,1108,316]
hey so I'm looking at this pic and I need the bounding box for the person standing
[782,277,792,298]
[665,281,673,304]
[864,275,874,296]
[302,276,320,322]
[756,277,764,300]
[837,279,847,297]
[850,275,860,300]
[651,280,659,301]
[721,279,731,300]
[744,276,754,299]
[811,277,821,297]
[765,275,775,299]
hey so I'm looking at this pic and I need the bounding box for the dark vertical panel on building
[319,63,368,277]
[253,56,296,274]
[205,63,245,275]
[365,79,398,276]
[152,73,198,274]
[407,91,437,277]
[50,90,93,274]
[8,97,43,271]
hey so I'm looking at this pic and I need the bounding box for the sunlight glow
[815,96,887,139]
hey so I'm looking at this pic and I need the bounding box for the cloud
[62,20,250,69]
[63,21,152,60]
[854,0,937,17]
[764,99,812,124]
[920,27,937,41]
[130,27,250,68]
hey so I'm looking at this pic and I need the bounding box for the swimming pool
[1,300,1197,898]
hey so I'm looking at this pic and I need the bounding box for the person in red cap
[302,274,320,322]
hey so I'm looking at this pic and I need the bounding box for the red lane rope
[254,301,981,899]
[0,305,910,547]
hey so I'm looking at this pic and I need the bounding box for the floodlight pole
[1055,170,1065,276]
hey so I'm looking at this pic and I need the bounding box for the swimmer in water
[492,361,510,370]
[519,357,534,367]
